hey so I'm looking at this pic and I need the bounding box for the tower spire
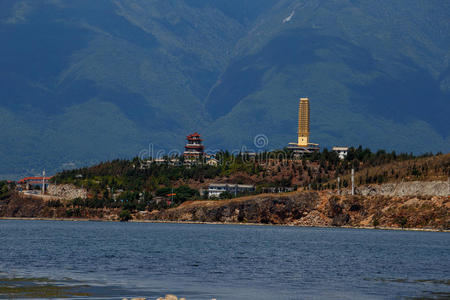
[297,97,310,146]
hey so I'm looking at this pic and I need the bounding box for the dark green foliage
[220,191,233,199]
[47,200,63,208]
[65,208,81,218]
[50,148,444,210]
[155,185,199,204]
[372,218,380,228]
[54,159,219,192]
[396,216,408,229]
[119,210,132,222]
[0,181,12,200]
[411,165,422,177]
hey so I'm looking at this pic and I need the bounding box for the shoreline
[1,217,448,232]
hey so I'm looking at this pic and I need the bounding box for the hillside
[0,0,449,178]
[1,151,449,229]
[41,150,450,201]
[144,190,449,230]
[2,187,448,230]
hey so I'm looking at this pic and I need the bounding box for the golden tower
[297,97,310,146]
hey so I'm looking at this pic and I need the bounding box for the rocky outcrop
[148,192,320,224]
[0,193,45,217]
[1,187,448,230]
[47,184,87,200]
[146,191,449,230]
[354,181,449,197]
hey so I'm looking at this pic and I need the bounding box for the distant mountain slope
[204,0,450,150]
[0,0,449,178]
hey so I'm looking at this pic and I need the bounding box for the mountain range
[0,0,449,178]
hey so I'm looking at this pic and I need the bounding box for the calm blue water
[0,220,449,300]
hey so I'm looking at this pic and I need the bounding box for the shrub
[396,216,408,229]
[119,209,132,222]
[47,200,63,208]
[220,191,233,199]
[372,218,380,228]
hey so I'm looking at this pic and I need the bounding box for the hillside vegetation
[1,149,448,228]
[49,148,449,211]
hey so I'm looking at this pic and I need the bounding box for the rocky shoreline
[140,190,449,230]
[1,181,449,231]
[1,217,448,233]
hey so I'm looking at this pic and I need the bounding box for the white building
[207,183,255,199]
[332,146,349,160]
[206,158,219,166]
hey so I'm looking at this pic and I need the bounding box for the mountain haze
[0,0,449,178]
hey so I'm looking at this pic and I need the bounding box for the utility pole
[42,170,46,195]
[337,176,340,195]
[351,168,355,196]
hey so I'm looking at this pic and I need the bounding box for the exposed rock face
[354,181,449,197]
[1,183,448,230]
[47,184,87,200]
[147,191,449,230]
[0,193,45,217]
[148,192,320,225]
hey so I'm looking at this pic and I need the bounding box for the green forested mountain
[0,0,449,178]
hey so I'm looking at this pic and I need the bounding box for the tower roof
[187,132,201,138]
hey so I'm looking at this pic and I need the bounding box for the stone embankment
[352,180,449,197]
[47,184,87,200]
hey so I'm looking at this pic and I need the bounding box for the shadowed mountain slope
[0,0,449,178]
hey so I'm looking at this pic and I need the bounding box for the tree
[396,216,408,229]
[220,191,233,199]
[372,218,380,228]
[119,210,132,222]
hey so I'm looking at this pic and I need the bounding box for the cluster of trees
[155,185,199,204]
[49,146,445,211]
[54,158,220,192]
[0,181,13,200]
[44,185,199,215]
[308,147,446,190]
[310,146,418,173]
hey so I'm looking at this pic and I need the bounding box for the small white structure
[154,158,166,164]
[206,158,219,166]
[207,183,255,199]
[332,146,349,160]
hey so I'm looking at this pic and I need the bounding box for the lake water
[0,220,449,300]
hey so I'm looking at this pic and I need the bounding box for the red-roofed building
[184,132,204,159]
[17,176,52,191]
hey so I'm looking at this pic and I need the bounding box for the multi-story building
[288,97,319,153]
[183,132,204,159]
[297,97,310,147]
[207,183,255,199]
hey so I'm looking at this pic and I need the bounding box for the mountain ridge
[0,0,449,178]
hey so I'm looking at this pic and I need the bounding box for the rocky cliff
[143,189,449,230]
[146,192,320,224]
[2,181,449,230]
